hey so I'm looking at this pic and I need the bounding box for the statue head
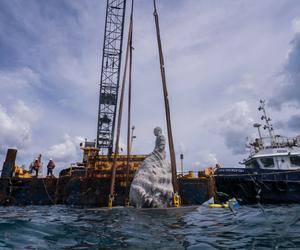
[153,127,162,136]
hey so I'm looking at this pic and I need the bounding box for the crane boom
[97,0,127,154]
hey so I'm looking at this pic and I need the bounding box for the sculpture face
[154,127,162,136]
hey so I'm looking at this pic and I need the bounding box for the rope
[213,169,300,178]
[42,178,56,205]
[54,175,61,204]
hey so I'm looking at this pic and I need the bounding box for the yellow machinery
[179,168,215,179]
[71,144,147,182]
[13,165,32,179]
[184,171,196,178]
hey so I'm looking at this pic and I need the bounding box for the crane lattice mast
[97,0,127,154]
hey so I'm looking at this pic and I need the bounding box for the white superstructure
[243,100,300,170]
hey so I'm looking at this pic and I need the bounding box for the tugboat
[215,100,300,204]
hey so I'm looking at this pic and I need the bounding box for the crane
[96,0,127,154]
[106,0,181,208]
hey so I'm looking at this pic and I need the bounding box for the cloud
[223,130,248,155]
[292,18,300,34]
[219,101,254,155]
[13,100,40,124]
[178,142,187,155]
[1,0,300,169]
[0,101,38,155]
[45,134,84,163]
[286,115,300,131]
[271,22,300,109]
[225,73,272,99]
[0,67,40,89]
[194,151,218,169]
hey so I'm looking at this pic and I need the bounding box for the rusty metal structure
[97,0,127,154]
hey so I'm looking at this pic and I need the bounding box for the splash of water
[129,127,173,208]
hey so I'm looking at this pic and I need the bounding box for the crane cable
[108,0,134,208]
[124,0,134,207]
[153,0,181,207]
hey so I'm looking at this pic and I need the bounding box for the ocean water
[0,205,299,249]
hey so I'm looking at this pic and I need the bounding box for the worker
[215,163,221,169]
[47,159,55,177]
[33,158,40,177]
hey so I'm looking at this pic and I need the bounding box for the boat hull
[0,149,214,207]
[215,168,300,204]
[0,176,214,207]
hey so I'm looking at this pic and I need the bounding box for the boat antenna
[258,100,275,142]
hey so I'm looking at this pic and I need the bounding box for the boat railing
[249,135,300,155]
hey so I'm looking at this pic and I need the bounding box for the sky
[1,0,300,175]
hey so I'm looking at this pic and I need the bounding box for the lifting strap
[153,0,181,207]
[108,0,134,208]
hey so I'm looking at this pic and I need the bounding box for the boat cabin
[245,148,300,170]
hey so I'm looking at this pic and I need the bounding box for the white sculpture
[129,127,174,208]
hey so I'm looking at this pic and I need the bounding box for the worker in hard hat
[33,158,41,177]
[47,159,55,177]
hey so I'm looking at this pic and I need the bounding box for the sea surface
[0,204,299,249]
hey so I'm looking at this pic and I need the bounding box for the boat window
[245,160,260,169]
[253,160,260,168]
[290,156,300,167]
[260,157,274,168]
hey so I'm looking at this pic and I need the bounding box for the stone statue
[153,127,166,159]
[129,127,174,208]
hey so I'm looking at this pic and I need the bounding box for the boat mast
[258,100,275,143]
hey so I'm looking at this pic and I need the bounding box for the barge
[0,144,214,207]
